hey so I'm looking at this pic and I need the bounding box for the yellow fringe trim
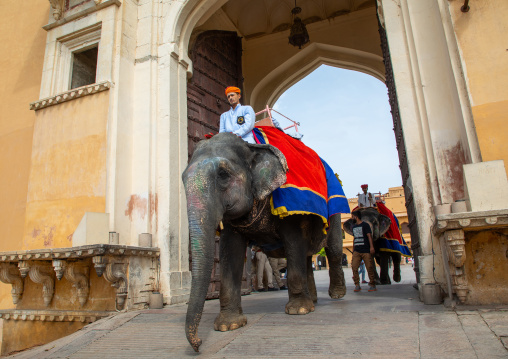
[328,194,346,201]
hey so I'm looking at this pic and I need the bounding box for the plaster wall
[0,0,48,308]
[448,0,508,178]
[23,93,109,250]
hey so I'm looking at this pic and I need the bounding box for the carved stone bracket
[443,229,468,303]
[93,256,107,277]
[64,263,90,307]
[29,263,55,307]
[444,230,466,267]
[52,259,66,280]
[18,261,30,278]
[48,0,65,20]
[103,261,128,309]
[0,264,24,304]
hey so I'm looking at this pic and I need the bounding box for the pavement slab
[8,266,508,359]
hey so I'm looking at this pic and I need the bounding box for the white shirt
[219,103,256,144]
[358,192,375,207]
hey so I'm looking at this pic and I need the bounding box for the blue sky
[272,65,402,199]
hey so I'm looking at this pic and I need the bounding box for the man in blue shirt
[219,86,256,144]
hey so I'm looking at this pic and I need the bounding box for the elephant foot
[285,297,315,315]
[393,271,401,283]
[328,285,346,299]
[214,312,247,332]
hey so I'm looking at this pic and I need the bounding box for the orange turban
[225,86,241,95]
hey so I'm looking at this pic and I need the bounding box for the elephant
[182,132,346,352]
[342,207,402,285]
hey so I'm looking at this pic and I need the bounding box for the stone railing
[434,209,508,303]
[0,244,159,313]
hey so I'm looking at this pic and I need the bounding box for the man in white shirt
[358,184,376,208]
[219,86,256,144]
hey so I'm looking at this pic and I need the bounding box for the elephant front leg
[214,228,248,332]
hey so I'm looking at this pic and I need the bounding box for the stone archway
[162,0,481,303]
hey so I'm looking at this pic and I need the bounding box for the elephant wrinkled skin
[182,133,346,352]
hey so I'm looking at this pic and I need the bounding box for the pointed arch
[250,43,386,110]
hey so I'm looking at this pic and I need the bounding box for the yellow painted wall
[1,320,85,355]
[449,1,508,176]
[0,0,48,309]
[464,228,508,304]
[23,93,109,250]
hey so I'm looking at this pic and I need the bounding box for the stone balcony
[0,244,160,319]
[433,209,508,304]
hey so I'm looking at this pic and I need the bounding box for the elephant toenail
[297,308,308,315]
[230,323,239,330]
[219,325,228,332]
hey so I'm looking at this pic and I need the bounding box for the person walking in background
[269,257,287,290]
[350,210,377,292]
[253,247,277,292]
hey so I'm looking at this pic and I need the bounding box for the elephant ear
[378,214,392,236]
[248,143,288,200]
[343,218,355,236]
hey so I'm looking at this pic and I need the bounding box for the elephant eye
[218,168,230,181]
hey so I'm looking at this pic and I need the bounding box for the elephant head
[342,207,391,241]
[181,132,287,352]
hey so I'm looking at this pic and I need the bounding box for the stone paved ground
[9,265,508,359]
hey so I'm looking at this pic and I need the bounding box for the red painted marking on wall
[125,194,148,221]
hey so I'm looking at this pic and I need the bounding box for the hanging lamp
[288,0,310,49]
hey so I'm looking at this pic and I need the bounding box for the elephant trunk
[183,164,222,352]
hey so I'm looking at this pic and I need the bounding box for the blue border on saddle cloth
[252,128,350,223]
[378,214,412,257]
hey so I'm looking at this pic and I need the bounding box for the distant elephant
[343,207,402,285]
[182,133,346,352]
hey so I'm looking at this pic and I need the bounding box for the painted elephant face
[342,207,391,241]
[182,132,288,221]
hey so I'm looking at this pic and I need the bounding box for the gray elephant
[182,133,346,352]
[343,207,402,285]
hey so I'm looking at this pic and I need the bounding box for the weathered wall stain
[440,142,466,202]
[150,193,158,229]
[31,226,56,247]
[125,194,148,221]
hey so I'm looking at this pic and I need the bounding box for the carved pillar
[28,263,55,307]
[444,229,468,303]
[64,263,90,307]
[103,261,128,309]
[48,0,65,20]
[0,264,24,304]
